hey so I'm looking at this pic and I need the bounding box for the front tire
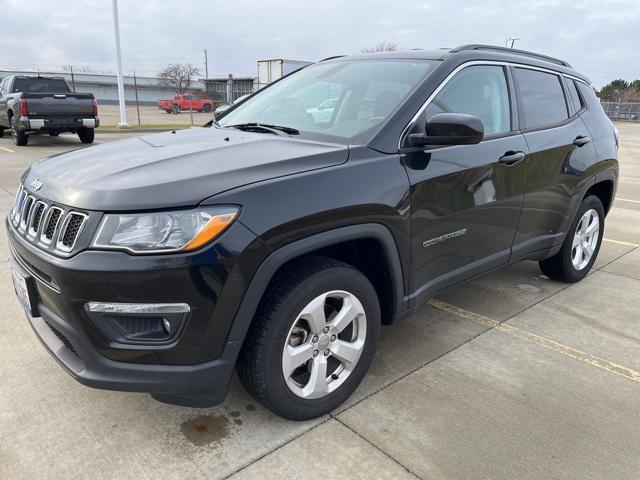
[237,256,380,420]
[539,195,604,282]
[203,104,212,113]
[77,127,95,144]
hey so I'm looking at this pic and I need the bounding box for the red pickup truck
[158,94,213,114]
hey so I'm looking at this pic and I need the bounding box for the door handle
[573,135,591,147]
[499,151,526,166]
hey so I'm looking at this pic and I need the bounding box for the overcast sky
[2,0,639,87]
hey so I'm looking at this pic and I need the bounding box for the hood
[22,127,348,211]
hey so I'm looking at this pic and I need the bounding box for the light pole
[112,0,129,128]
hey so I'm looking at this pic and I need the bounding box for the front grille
[10,184,89,256]
[47,323,80,358]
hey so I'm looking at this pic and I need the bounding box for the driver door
[402,64,529,302]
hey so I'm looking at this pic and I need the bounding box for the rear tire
[0,128,4,138]
[237,256,380,420]
[539,195,604,282]
[203,104,212,113]
[77,127,95,144]
[10,115,28,146]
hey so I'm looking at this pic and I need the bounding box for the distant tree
[159,63,200,94]
[361,42,401,53]
[623,80,640,101]
[598,79,629,101]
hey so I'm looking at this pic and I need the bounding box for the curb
[96,127,193,134]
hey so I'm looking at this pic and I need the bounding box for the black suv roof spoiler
[451,44,572,68]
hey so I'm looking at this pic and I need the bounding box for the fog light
[84,302,189,345]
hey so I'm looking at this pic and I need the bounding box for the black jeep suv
[7,45,618,420]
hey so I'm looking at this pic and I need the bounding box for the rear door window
[514,68,569,129]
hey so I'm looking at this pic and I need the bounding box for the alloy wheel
[282,290,367,399]
[571,208,600,270]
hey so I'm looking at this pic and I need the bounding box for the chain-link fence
[601,101,640,121]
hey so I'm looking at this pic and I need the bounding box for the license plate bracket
[10,263,38,317]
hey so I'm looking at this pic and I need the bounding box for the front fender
[226,223,407,348]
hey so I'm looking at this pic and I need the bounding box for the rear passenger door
[511,67,598,260]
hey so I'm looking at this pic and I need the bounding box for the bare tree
[361,42,401,53]
[158,63,201,94]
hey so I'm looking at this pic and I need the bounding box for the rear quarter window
[565,79,584,114]
[576,82,604,112]
[515,68,569,129]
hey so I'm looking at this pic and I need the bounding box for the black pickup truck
[0,75,99,146]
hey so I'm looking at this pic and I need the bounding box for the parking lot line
[603,238,639,247]
[0,146,16,153]
[428,298,640,384]
[616,197,640,204]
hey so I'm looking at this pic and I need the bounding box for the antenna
[506,36,520,48]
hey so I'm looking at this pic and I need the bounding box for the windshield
[218,59,437,143]
[12,78,70,93]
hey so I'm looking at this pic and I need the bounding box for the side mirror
[408,113,484,147]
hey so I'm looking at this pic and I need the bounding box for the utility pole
[204,49,209,79]
[111,0,129,128]
[133,70,141,126]
[70,65,76,92]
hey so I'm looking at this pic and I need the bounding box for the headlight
[91,206,238,254]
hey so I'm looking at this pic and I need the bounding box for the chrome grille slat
[27,201,47,238]
[19,196,35,232]
[55,212,88,253]
[11,185,24,223]
[41,206,64,244]
[13,190,28,227]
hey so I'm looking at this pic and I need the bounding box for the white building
[0,69,206,106]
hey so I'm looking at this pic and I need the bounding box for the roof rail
[451,44,571,68]
[319,55,346,62]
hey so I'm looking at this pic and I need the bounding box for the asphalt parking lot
[1,124,639,479]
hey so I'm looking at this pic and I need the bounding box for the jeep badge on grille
[29,178,43,192]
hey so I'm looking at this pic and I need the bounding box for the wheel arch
[588,171,617,215]
[227,224,407,347]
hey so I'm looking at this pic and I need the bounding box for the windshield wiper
[225,123,299,135]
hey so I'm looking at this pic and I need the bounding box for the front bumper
[7,216,261,404]
[25,301,240,404]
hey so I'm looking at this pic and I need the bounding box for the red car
[158,94,213,114]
